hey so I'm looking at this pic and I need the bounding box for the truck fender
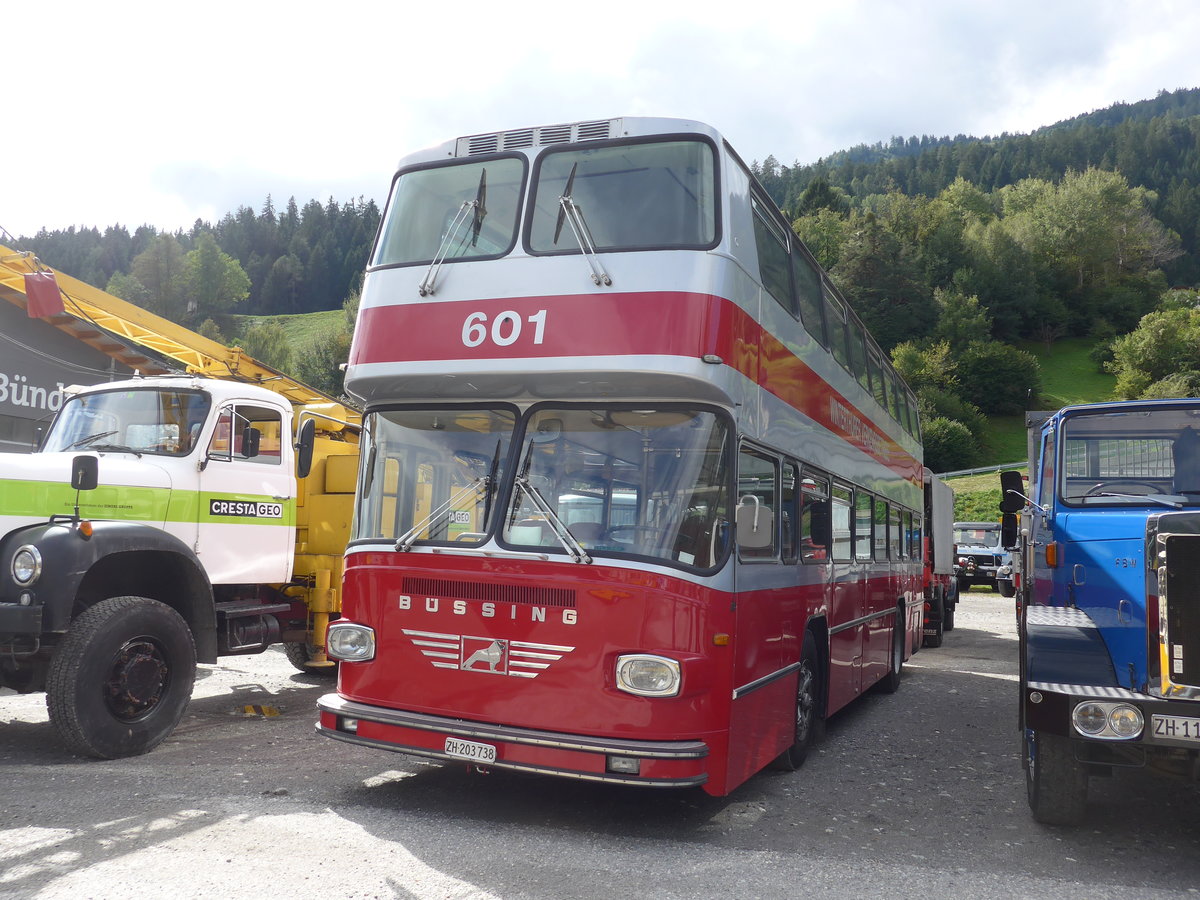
[0,519,217,663]
[1025,605,1117,687]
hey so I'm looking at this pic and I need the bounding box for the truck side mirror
[241,426,261,459]
[999,470,1025,513]
[71,454,98,491]
[295,417,316,479]
[1001,512,1018,550]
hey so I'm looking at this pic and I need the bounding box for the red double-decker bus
[316,117,926,796]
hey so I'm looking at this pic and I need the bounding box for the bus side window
[737,446,778,559]
[800,470,830,562]
[855,491,873,560]
[831,483,853,561]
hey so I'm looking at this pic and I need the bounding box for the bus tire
[1025,728,1088,825]
[875,608,904,694]
[47,596,196,759]
[770,633,822,771]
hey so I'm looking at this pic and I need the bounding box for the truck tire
[1025,728,1088,825]
[770,632,823,771]
[944,597,956,632]
[283,641,338,678]
[999,581,1016,598]
[956,577,971,596]
[46,596,196,759]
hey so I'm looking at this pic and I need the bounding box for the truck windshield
[954,527,1000,547]
[528,139,717,252]
[1060,406,1200,506]
[43,388,211,457]
[352,407,517,546]
[372,157,525,267]
[503,406,730,569]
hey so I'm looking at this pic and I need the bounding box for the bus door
[827,483,865,711]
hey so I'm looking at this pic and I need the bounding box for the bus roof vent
[456,119,619,156]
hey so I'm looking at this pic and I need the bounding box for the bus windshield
[528,139,717,252]
[504,406,730,569]
[44,388,211,457]
[372,157,525,267]
[1060,406,1200,506]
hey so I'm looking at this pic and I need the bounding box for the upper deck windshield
[352,404,731,570]
[43,387,211,457]
[372,157,525,267]
[1060,406,1200,507]
[527,138,717,252]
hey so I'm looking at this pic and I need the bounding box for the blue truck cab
[1002,400,1200,824]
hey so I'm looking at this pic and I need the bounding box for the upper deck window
[527,138,717,253]
[1059,406,1200,507]
[372,157,525,267]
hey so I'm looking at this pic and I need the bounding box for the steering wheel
[1083,481,1162,496]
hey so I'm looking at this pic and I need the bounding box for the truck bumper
[0,603,43,636]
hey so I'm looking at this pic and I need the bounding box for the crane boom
[0,243,358,422]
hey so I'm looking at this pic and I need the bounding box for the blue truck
[1002,400,1200,824]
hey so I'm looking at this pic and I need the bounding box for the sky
[4,0,1199,240]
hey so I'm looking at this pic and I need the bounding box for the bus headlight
[615,654,680,697]
[11,546,42,586]
[326,622,376,662]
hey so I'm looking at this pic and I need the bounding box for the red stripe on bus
[352,291,920,483]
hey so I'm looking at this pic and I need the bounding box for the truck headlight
[11,546,42,586]
[615,654,680,697]
[1072,700,1143,739]
[326,622,376,662]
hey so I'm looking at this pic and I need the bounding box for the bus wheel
[1025,728,1088,825]
[770,633,822,771]
[875,609,904,694]
[47,596,196,759]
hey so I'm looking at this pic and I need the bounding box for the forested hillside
[13,88,1200,469]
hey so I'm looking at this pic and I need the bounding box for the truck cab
[0,374,355,759]
[952,521,1015,597]
[1003,400,1200,824]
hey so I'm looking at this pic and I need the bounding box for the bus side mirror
[999,470,1025,514]
[1001,512,1018,550]
[71,455,98,491]
[295,417,316,479]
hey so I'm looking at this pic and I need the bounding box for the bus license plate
[444,736,497,763]
[1151,714,1200,743]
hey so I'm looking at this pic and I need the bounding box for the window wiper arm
[419,167,489,297]
[66,430,117,449]
[514,476,592,564]
[396,477,486,551]
[554,162,612,287]
[87,443,143,458]
[1090,491,1184,508]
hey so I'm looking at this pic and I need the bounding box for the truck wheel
[923,595,944,648]
[875,608,904,694]
[770,633,823,771]
[999,582,1016,599]
[956,577,971,596]
[1025,728,1088,825]
[283,642,338,678]
[46,596,196,759]
[943,600,956,632]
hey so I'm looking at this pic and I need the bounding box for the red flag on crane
[24,270,65,318]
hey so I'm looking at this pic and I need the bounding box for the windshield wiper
[554,162,612,287]
[418,168,489,297]
[87,443,143,458]
[396,477,487,551]
[66,430,117,450]
[513,476,592,564]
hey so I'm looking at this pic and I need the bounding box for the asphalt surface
[3,591,1200,899]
